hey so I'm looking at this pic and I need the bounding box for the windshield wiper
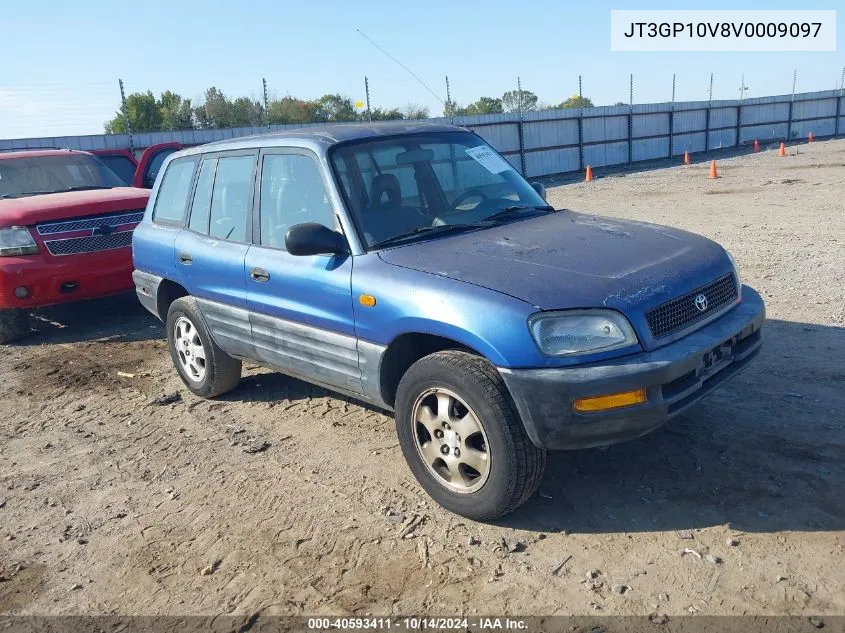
[370,223,483,250]
[0,185,113,199]
[62,185,113,192]
[482,204,555,223]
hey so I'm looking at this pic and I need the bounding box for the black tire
[0,309,30,345]
[166,297,241,398]
[395,350,546,520]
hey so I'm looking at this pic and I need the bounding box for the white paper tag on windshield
[465,146,513,174]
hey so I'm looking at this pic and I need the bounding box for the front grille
[44,230,133,256]
[646,274,738,338]
[36,210,145,235]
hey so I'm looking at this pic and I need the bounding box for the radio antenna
[356,29,445,106]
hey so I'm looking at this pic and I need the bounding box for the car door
[134,142,183,188]
[174,150,257,358]
[245,148,359,393]
[90,149,138,185]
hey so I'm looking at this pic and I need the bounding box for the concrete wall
[2,89,843,180]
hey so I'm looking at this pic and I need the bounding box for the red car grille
[35,209,144,257]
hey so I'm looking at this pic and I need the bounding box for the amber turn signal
[359,294,377,307]
[573,388,647,412]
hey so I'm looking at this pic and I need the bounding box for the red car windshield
[0,154,125,199]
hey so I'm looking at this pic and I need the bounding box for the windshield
[329,131,549,249]
[0,153,125,199]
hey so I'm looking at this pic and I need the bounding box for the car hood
[377,210,732,313]
[0,187,150,228]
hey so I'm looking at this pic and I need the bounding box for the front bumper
[499,285,765,450]
[0,251,135,310]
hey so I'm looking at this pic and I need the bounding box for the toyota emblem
[694,293,709,312]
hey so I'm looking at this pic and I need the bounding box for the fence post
[669,73,676,158]
[577,75,584,171]
[839,67,845,136]
[517,76,526,176]
[262,78,270,130]
[787,70,796,141]
[705,73,713,152]
[735,104,742,149]
[628,73,634,164]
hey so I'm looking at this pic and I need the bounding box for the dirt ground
[1,139,843,618]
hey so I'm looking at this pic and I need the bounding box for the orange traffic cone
[708,160,719,179]
[778,142,786,157]
[683,150,690,165]
[585,165,593,182]
[808,131,814,143]
[753,139,759,153]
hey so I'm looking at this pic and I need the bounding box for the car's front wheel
[166,297,242,398]
[395,350,546,520]
[0,309,30,345]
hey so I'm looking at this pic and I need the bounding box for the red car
[0,146,173,343]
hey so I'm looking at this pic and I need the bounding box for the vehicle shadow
[10,292,162,347]
[223,317,844,535]
[499,318,845,534]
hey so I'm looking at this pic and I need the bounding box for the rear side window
[152,157,198,224]
[208,155,255,242]
[188,158,217,234]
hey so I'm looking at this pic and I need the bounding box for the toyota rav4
[131,123,765,520]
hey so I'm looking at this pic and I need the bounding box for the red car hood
[0,188,150,227]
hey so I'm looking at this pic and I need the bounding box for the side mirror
[530,182,546,201]
[144,171,157,189]
[286,222,347,256]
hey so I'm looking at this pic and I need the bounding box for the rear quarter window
[152,157,198,224]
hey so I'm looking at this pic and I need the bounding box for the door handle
[250,267,270,282]
[178,252,193,265]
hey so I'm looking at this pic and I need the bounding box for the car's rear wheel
[395,350,546,520]
[0,309,30,345]
[166,297,241,398]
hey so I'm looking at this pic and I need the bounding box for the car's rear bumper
[499,285,765,450]
[0,251,134,310]
[131,270,164,319]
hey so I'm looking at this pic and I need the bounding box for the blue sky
[1,0,842,139]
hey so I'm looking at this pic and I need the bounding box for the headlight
[0,227,39,257]
[528,310,638,357]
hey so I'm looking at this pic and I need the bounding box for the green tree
[555,95,595,109]
[158,91,193,130]
[268,96,312,124]
[309,94,358,122]
[402,103,429,119]
[501,89,538,113]
[194,87,235,129]
[462,96,504,115]
[104,91,162,133]
[230,97,265,127]
[369,107,405,121]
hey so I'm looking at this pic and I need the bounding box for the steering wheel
[448,189,488,213]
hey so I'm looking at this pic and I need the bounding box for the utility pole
[671,73,676,104]
[445,75,453,123]
[364,76,372,122]
[118,78,133,152]
[516,76,526,176]
[739,73,749,103]
[262,78,270,130]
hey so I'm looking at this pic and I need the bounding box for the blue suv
[132,123,764,520]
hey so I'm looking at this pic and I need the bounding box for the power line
[355,29,444,106]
